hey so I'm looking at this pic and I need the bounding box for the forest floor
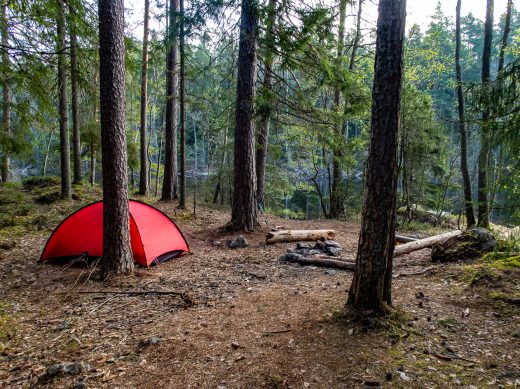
[0,184,519,388]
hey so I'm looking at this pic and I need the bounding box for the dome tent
[40,200,189,267]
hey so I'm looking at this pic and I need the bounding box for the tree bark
[455,0,475,228]
[329,0,347,219]
[98,0,133,275]
[178,0,187,208]
[161,0,179,201]
[42,127,55,176]
[349,0,363,72]
[155,124,163,197]
[0,0,10,184]
[266,229,336,244]
[230,0,259,231]
[213,122,228,204]
[394,230,462,257]
[255,0,276,210]
[138,0,150,195]
[477,0,493,228]
[57,0,71,199]
[285,255,355,271]
[498,0,512,74]
[69,4,82,185]
[347,0,406,312]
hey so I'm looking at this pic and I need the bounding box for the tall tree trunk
[138,0,150,195]
[498,0,512,74]
[329,0,348,219]
[57,0,71,199]
[213,123,228,204]
[477,0,493,228]
[90,98,98,186]
[69,4,82,184]
[42,127,55,177]
[161,0,179,201]
[489,0,512,216]
[347,0,406,312]
[455,0,476,228]
[0,0,10,184]
[255,0,276,211]
[230,0,259,231]
[98,0,133,275]
[155,125,163,196]
[178,0,187,208]
[349,0,363,71]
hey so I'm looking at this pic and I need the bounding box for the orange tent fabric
[39,200,189,267]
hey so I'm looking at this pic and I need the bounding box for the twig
[432,353,453,361]
[261,329,292,335]
[88,295,119,315]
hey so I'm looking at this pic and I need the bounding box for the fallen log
[394,230,462,257]
[395,235,418,243]
[285,255,356,270]
[266,229,335,245]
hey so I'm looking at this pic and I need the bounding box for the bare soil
[0,202,518,388]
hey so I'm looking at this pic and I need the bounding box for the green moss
[479,252,520,269]
[34,189,61,204]
[488,290,520,300]
[0,187,25,205]
[22,176,61,190]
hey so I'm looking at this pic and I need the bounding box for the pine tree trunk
[98,0,133,276]
[347,0,406,312]
[255,0,276,210]
[161,0,179,201]
[155,126,163,196]
[0,1,10,184]
[230,0,259,231]
[329,0,347,219]
[213,123,228,204]
[349,0,363,71]
[42,127,55,177]
[178,0,187,209]
[455,0,475,228]
[498,0,512,74]
[138,0,150,195]
[90,99,98,186]
[57,0,71,199]
[477,0,493,228]
[69,5,82,185]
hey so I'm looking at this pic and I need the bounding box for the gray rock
[228,235,249,249]
[325,247,342,257]
[139,336,166,347]
[313,241,325,250]
[282,253,301,262]
[308,249,323,256]
[431,227,496,262]
[323,240,342,249]
[46,362,89,377]
[71,381,86,389]
[212,240,222,246]
[296,242,311,250]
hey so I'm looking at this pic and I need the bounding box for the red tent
[40,200,189,267]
